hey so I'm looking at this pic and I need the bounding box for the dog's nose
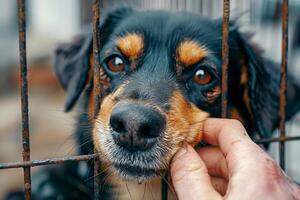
[110,103,165,151]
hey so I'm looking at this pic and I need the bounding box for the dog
[6,7,300,200]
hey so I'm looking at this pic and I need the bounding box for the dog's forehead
[112,10,221,51]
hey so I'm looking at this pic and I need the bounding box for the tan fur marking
[88,90,94,117]
[229,107,244,123]
[116,33,144,60]
[166,90,209,147]
[176,40,207,67]
[239,54,253,117]
[206,86,221,104]
[93,85,126,156]
[243,87,253,118]
[97,86,125,125]
[240,54,248,85]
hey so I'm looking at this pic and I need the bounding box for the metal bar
[254,135,300,144]
[221,0,230,118]
[92,0,101,199]
[279,0,288,170]
[17,0,31,199]
[92,1,101,115]
[161,174,169,200]
[0,154,98,169]
[0,135,299,170]
[0,131,298,171]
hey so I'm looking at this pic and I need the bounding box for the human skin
[170,118,300,200]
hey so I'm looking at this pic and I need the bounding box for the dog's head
[54,8,300,182]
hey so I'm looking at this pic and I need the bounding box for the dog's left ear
[230,27,300,138]
[54,32,92,112]
[54,7,135,112]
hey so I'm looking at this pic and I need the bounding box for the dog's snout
[110,103,165,151]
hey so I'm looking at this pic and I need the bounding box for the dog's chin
[112,163,164,182]
[97,132,173,182]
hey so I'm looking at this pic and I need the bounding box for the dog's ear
[231,28,300,138]
[54,33,92,112]
[54,7,135,112]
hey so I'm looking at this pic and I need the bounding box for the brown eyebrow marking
[116,33,144,60]
[176,40,208,74]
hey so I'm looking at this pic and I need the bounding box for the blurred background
[0,0,299,197]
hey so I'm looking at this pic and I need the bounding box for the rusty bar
[161,174,168,200]
[254,135,300,144]
[221,0,230,118]
[0,154,98,169]
[279,0,288,170]
[93,1,101,115]
[92,0,101,199]
[17,0,31,199]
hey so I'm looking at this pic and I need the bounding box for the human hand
[170,118,300,200]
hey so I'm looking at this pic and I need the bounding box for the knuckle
[188,161,207,174]
[228,119,244,130]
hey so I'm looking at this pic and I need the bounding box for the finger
[203,118,274,198]
[171,144,222,200]
[211,176,228,196]
[202,118,254,157]
[197,146,229,180]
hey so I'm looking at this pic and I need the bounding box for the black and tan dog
[6,7,300,200]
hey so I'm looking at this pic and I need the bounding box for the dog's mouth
[101,141,171,182]
[112,162,164,182]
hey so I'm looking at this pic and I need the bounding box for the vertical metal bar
[279,0,288,170]
[161,174,168,200]
[93,0,101,199]
[221,0,230,118]
[17,0,31,199]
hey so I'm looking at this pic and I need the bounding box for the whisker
[125,181,133,200]
[160,172,178,200]
[148,181,156,200]
[100,170,114,194]
[84,165,112,182]
[142,182,147,200]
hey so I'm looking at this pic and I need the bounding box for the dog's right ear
[54,7,135,112]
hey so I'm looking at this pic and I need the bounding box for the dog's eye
[107,56,125,72]
[193,68,212,85]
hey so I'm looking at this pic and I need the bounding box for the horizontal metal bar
[0,154,97,170]
[1,135,300,170]
[254,136,300,144]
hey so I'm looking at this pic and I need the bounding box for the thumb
[170,144,222,200]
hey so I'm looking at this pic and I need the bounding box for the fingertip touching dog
[6,7,300,200]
